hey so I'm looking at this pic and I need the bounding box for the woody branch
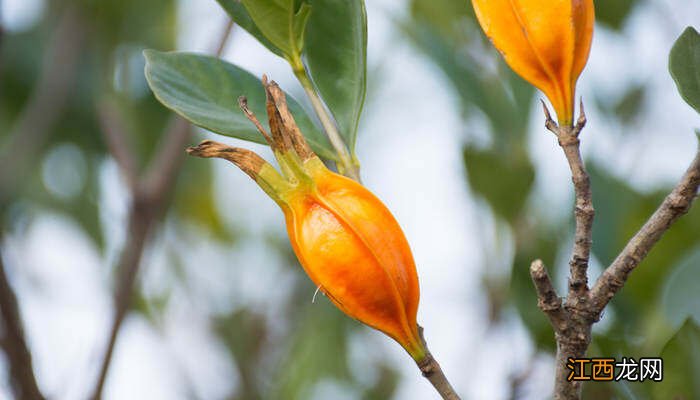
[0,7,86,400]
[588,148,700,312]
[530,102,700,400]
[89,19,234,399]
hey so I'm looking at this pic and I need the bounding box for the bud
[471,0,594,125]
[187,77,426,361]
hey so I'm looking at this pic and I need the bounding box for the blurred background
[1,0,699,399]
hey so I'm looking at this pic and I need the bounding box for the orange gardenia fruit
[187,77,426,361]
[471,0,595,125]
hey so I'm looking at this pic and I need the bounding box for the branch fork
[531,101,700,400]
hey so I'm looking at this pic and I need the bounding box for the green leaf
[143,50,336,160]
[305,0,367,152]
[654,319,700,399]
[215,0,284,57]
[239,0,311,61]
[670,27,700,114]
[660,246,700,330]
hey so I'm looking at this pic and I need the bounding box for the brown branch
[416,327,461,400]
[97,102,139,190]
[529,258,591,400]
[90,118,191,400]
[529,260,565,330]
[91,116,191,400]
[212,17,235,56]
[508,354,537,400]
[533,103,596,400]
[89,19,233,400]
[542,101,594,309]
[589,146,700,314]
[142,117,192,198]
[532,104,700,400]
[89,191,155,399]
[0,251,45,400]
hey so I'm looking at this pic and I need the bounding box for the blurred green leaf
[216,0,284,57]
[660,247,700,330]
[143,50,336,160]
[595,0,640,30]
[305,0,367,152]
[85,0,177,51]
[174,157,231,241]
[654,319,700,399]
[0,31,42,125]
[239,0,311,62]
[462,146,534,222]
[670,27,700,114]
[402,12,533,143]
[409,0,472,38]
[130,287,171,326]
[215,309,268,399]
[614,84,647,125]
[269,301,352,399]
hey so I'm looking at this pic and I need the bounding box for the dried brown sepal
[187,140,266,180]
[238,96,273,145]
[261,75,293,154]
[262,75,314,161]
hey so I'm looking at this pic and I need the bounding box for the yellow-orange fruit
[285,163,423,358]
[471,0,594,125]
[187,77,426,361]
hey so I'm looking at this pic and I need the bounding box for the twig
[529,260,565,331]
[212,17,235,57]
[0,251,45,400]
[89,191,156,399]
[530,259,591,400]
[97,102,139,190]
[531,104,700,400]
[416,327,461,400]
[90,117,190,400]
[142,117,192,198]
[542,101,594,309]
[508,354,537,400]
[89,19,233,400]
[589,147,700,314]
